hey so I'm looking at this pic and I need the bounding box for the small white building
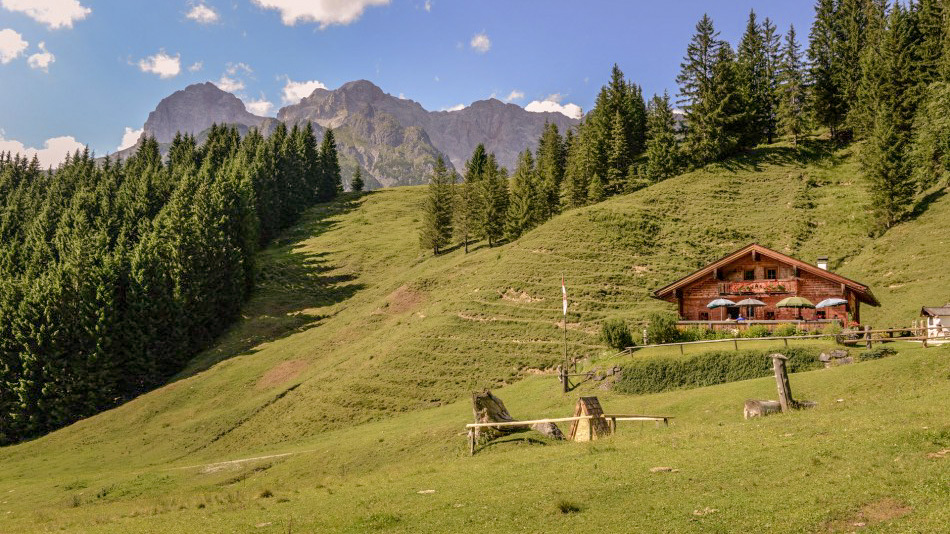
[921,304,950,340]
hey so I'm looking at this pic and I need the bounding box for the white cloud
[1,0,91,29]
[0,133,86,168]
[470,32,490,53]
[423,0,431,12]
[442,103,465,112]
[188,60,203,72]
[0,28,27,64]
[186,3,219,24]
[215,75,243,92]
[524,95,582,119]
[503,89,524,102]
[244,95,274,116]
[216,62,252,92]
[27,41,54,72]
[117,127,143,151]
[251,0,390,28]
[281,76,326,104]
[138,50,181,79]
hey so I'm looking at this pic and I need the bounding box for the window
[765,268,777,280]
[816,310,826,319]
[744,269,756,281]
[699,312,709,321]
[765,311,775,320]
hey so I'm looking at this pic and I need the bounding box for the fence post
[733,338,739,351]
[771,354,793,413]
[643,329,648,346]
[864,325,872,349]
[783,337,789,347]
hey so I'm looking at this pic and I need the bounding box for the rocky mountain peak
[143,82,268,143]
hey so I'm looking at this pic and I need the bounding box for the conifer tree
[420,157,454,255]
[535,122,565,219]
[587,174,605,203]
[737,10,770,147]
[454,145,489,252]
[808,0,848,139]
[678,14,723,166]
[762,17,783,143]
[351,166,364,192]
[778,24,808,145]
[478,154,508,247]
[318,128,342,200]
[644,92,679,182]
[561,123,594,209]
[505,150,542,240]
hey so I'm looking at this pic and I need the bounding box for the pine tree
[762,17,783,143]
[737,9,770,147]
[707,43,747,160]
[678,14,723,166]
[561,123,594,209]
[318,128,341,201]
[535,122,565,219]
[351,166,364,192]
[778,24,808,145]
[809,0,844,138]
[863,4,920,231]
[587,174,605,203]
[644,92,679,182]
[505,150,542,240]
[478,154,508,247]
[420,157,454,255]
[606,110,630,187]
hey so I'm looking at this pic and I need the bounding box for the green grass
[1,139,949,532]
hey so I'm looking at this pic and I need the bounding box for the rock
[650,466,679,473]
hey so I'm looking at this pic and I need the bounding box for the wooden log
[744,399,782,419]
[471,390,565,446]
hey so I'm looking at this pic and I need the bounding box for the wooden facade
[652,244,879,325]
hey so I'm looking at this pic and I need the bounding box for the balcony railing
[718,279,797,295]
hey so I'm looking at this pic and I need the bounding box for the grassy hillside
[1,140,948,532]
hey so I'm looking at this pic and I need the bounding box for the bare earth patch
[385,285,424,314]
[823,498,912,532]
[501,288,544,303]
[256,360,308,390]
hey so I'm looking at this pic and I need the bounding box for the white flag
[562,276,567,316]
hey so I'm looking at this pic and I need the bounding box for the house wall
[676,255,851,322]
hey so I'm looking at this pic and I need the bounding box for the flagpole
[562,274,569,392]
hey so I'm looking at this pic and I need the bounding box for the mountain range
[131,80,579,188]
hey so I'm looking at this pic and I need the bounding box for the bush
[678,327,707,342]
[821,321,843,337]
[774,323,798,337]
[743,324,771,338]
[646,312,679,345]
[860,346,897,360]
[601,318,633,351]
[614,347,821,395]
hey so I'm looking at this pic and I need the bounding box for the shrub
[860,346,897,360]
[743,324,771,338]
[601,318,633,351]
[678,327,707,342]
[821,322,843,337]
[774,323,798,337]
[614,347,821,395]
[646,312,680,345]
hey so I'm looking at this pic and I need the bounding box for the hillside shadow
[904,186,948,223]
[715,139,840,173]
[174,198,366,380]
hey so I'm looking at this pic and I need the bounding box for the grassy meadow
[0,140,948,532]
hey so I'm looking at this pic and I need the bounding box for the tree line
[422,0,950,253]
[0,122,341,445]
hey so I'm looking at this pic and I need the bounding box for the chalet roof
[921,305,950,316]
[652,243,880,306]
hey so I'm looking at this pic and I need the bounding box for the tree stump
[469,390,564,452]
[743,399,782,419]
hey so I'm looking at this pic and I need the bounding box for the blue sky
[0,0,815,165]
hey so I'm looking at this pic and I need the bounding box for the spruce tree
[587,174,605,203]
[762,17,783,143]
[478,154,508,247]
[505,150,542,240]
[561,123,594,209]
[644,92,679,182]
[678,14,723,166]
[351,166,364,192]
[808,0,847,139]
[419,157,454,255]
[737,10,770,147]
[535,122,565,219]
[778,24,808,145]
[318,128,342,200]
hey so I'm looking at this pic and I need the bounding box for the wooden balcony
[718,279,797,296]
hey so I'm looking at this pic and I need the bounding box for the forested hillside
[0,123,342,445]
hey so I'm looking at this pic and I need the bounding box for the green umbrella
[776,296,815,320]
[776,296,815,308]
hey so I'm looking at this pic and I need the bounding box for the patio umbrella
[776,296,815,320]
[815,297,848,308]
[735,298,766,319]
[707,298,736,320]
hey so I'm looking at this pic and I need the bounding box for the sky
[0,0,816,166]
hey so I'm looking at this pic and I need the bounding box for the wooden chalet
[652,243,879,327]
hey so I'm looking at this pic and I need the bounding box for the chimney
[817,256,828,270]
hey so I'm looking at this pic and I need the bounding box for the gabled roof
[652,243,880,306]
[921,305,950,317]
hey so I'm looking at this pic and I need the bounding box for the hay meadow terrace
[0,143,949,532]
